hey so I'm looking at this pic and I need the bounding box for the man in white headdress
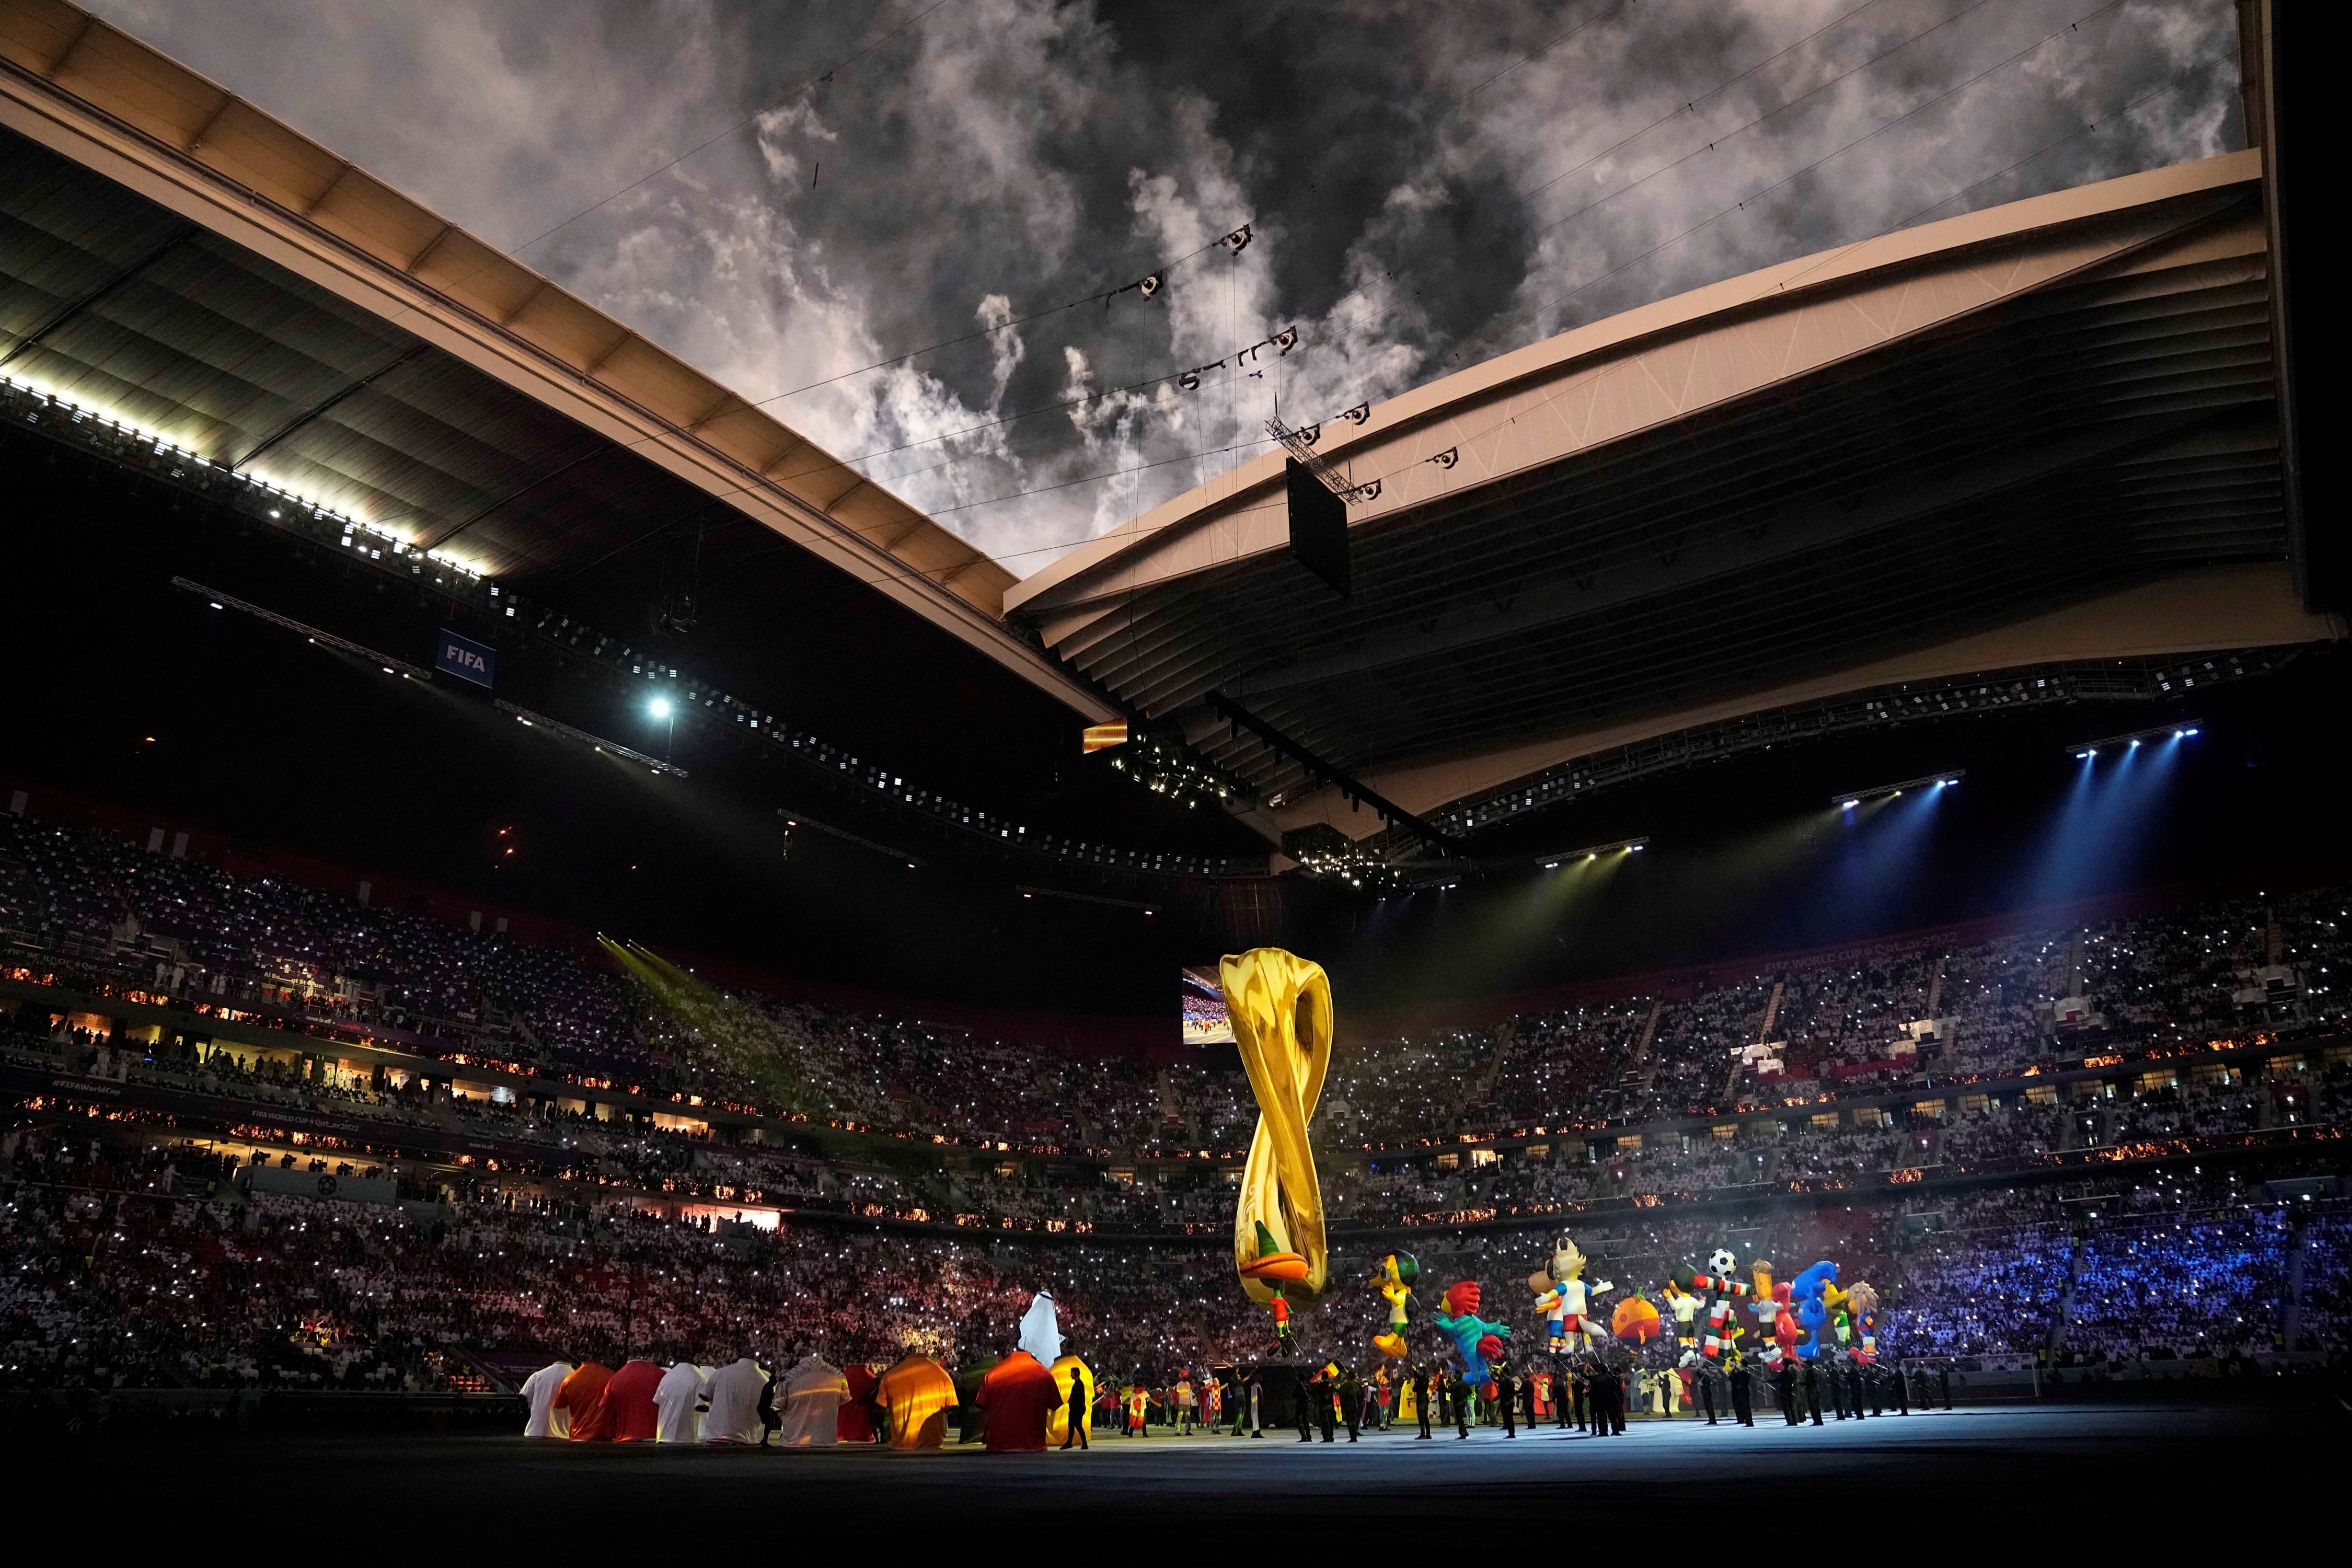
[1017,1292,1062,1366]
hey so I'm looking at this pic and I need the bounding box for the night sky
[88,0,2246,567]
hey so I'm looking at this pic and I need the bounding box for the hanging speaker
[1286,459,1350,599]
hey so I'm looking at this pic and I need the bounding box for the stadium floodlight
[1534,836,1648,867]
[1829,770,1963,808]
[2062,721,2198,757]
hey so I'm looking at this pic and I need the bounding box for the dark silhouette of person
[1060,1362,1090,1449]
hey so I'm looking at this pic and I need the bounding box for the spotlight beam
[1828,770,1962,808]
[2063,721,2199,757]
[1534,836,1649,868]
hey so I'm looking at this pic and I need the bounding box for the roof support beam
[411,440,609,552]
[1221,408,2253,707]
[39,13,96,76]
[1206,691,1465,854]
[232,342,426,470]
[181,90,232,154]
[0,225,192,373]
[403,222,456,277]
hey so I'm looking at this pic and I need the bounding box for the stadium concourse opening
[0,0,2344,1531]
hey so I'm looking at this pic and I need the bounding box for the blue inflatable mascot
[1433,1281,1512,1385]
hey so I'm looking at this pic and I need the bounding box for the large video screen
[1181,965,1234,1046]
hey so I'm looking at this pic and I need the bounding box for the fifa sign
[435,628,497,689]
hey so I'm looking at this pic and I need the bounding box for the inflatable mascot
[1433,1282,1511,1386]
[1243,1221,1308,1353]
[1373,1250,1419,1359]
[1748,1260,1792,1367]
[1665,1246,1751,1359]
[1528,1235,1614,1353]
[1786,1260,1840,1359]
[1611,1289,1663,1344]
[1845,1281,1880,1362]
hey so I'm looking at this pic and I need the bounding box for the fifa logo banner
[435,628,496,689]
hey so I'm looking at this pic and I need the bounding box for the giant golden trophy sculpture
[1223,948,1333,1306]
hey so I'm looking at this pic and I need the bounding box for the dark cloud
[88,0,2243,564]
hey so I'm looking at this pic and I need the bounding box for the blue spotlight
[1828,769,1960,808]
[2065,721,2196,756]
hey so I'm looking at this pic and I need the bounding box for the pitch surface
[18,1401,2318,1543]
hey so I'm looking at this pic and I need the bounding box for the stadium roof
[2,0,2332,876]
[1010,147,2339,846]
[0,0,1116,725]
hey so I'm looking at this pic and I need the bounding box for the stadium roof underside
[1010,149,2341,847]
[0,0,1115,724]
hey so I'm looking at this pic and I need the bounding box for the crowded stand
[5,1114,2341,1407]
[7,806,2352,1425]
[9,811,2351,1173]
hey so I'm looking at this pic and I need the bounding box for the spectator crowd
[5,808,2351,1404]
